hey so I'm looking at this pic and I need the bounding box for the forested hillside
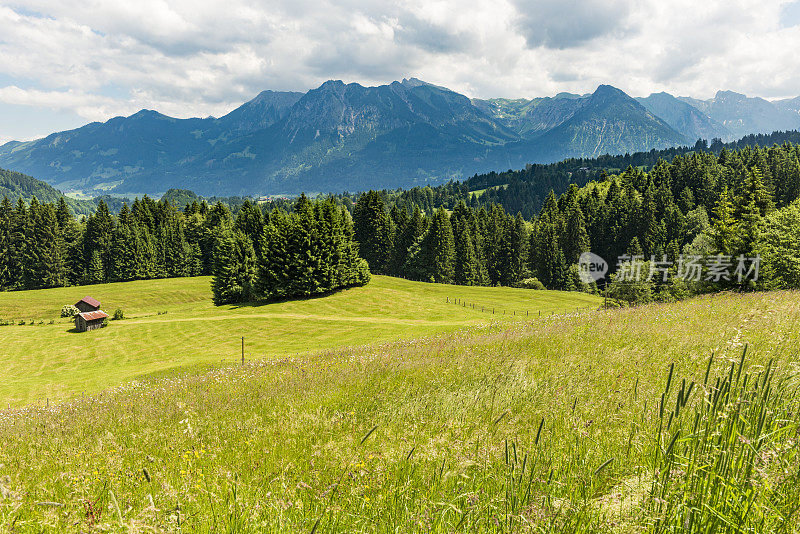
[0,168,96,216]
[0,194,370,304]
[351,130,800,219]
[349,141,800,304]
[3,141,799,310]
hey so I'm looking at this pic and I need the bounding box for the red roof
[77,310,108,321]
[76,296,101,308]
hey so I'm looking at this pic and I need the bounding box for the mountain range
[1,79,799,197]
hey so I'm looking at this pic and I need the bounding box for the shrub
[606,260,654,306]
[515,277,546,290]
[113,309,125,320]
[756,199,800,289]
[61,305,80,318]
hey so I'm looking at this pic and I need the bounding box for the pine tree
[423,208,455,284]
[256,210,291,300]
[353,191,392,274]
[211,226,256,305]
[236,200,265,255]
[0,197,12,290]
[86,250,105,285]
[454,226,480,285]
[710,187,739,255]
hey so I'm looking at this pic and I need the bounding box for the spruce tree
[710,187,739,255]
[86,250,105,285]
[391,205,425,276]
[285,195,320,296]
[256,210,291,300]
[236,200,265,255]
[25,201,65,289]
[211,226,256,305]
[353,191,392,273]
[423,208,455,284]
[454,226,479,285]
[0,197,12,290]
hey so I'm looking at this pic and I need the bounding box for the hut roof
[76,296,101,308]
[77,310,108,321]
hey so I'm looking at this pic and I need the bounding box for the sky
[2,0,800,144]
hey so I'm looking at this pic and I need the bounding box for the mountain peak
[553,92,583,100]
[130,109,162,119]
[592,85,628,98]
[714,90,747,101]
[400,77,426,88]
[317,79,349,92]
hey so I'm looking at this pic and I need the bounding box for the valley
[0,287,796,531]
[0,275,599,406]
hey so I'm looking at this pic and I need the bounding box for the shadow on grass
[65,325,110,334]
[226,286,355,310]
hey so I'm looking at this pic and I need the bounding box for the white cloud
[0,0,798,141]
[0,86,131,122]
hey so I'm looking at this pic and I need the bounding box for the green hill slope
[0,167,96,215]
[0,290,797,531]
[0,275,600,405]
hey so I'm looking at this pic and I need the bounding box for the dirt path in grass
[114,312,498,327]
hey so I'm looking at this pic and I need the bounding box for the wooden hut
[75,296,101,313]
[75,310,108,332]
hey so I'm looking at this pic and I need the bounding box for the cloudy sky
[1,0,800,143]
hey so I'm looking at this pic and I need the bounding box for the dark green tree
[211,226,256,305]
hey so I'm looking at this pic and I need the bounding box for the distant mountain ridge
[677,90,800,139]
[1,79,798,196]
[635,92,730,142]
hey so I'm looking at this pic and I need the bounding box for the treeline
[337,131,800,220]
[4,141,800,305]
[0,195,218,290]
[212,195,369,305]
[349,142,800,301]
[352,191,532,288]
[0,192,370,303]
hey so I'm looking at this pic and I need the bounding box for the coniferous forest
[352,142,800,302]
[1,142,800,305]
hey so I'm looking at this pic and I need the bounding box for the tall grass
[647,348,800,532]
[0,290,798,531]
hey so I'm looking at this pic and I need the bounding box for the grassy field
[0,276,600,405]
[0,289,798,531]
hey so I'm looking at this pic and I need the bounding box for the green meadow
[0,286,798,531]
[0,276,600,405]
